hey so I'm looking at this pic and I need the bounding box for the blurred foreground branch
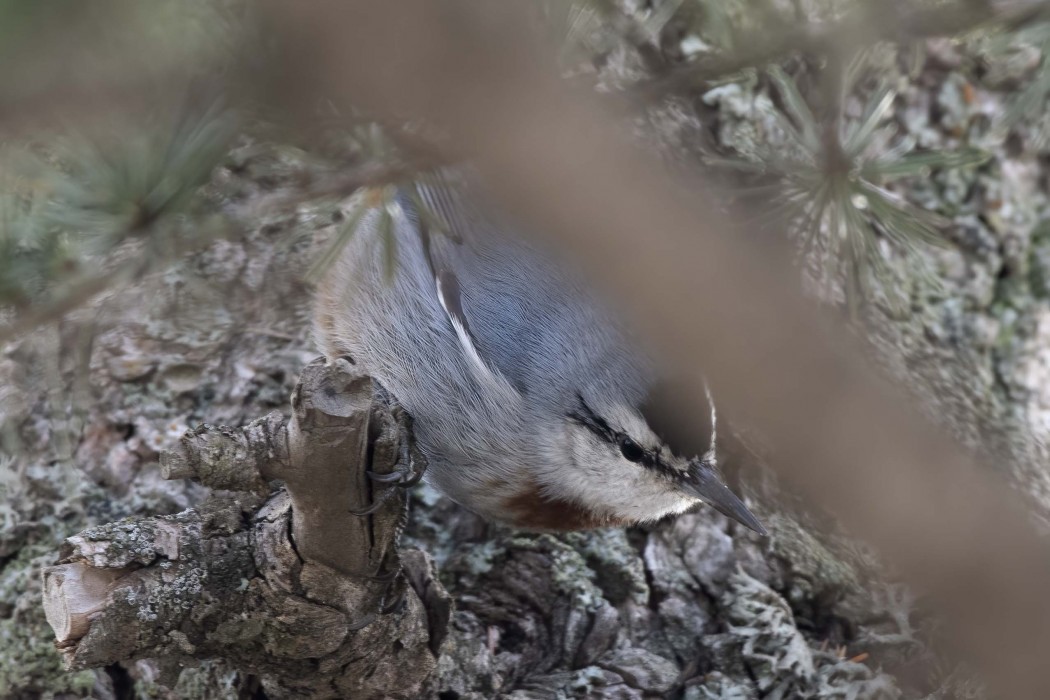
[256,2,1050,697]
[42,358,449,699]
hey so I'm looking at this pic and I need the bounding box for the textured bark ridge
[41,357,451,699]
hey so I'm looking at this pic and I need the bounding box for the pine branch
[0,153,440,347]
[0,217,229,347]
[632,0,1050,99]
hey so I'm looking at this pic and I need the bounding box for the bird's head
[530,383,766,534]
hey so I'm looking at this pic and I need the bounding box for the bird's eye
[618,435,645,463]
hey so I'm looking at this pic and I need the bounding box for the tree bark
[41,357,451,700]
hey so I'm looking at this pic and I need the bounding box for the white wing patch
[434,269,521,402]
[409,174,522,403]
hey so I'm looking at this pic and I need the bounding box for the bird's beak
[680,462,767,536]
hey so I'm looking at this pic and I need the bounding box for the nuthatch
[314,174,766,534]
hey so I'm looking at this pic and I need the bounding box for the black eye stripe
[568,393,615,441]
[570,394,661,469]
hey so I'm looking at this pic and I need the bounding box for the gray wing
[399,172,654,410]
[399,173,526,397]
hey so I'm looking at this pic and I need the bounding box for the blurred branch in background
[3,0,1038,350]
[0,1,237,136]
[0,1,443,349]
[0,103,237,344]
[0,1,240,346]
[634,0,1050,97]
[255,2,1050,697]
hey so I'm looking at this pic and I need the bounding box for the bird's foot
[348,412,427,516]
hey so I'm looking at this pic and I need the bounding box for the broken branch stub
[41,357,449,699]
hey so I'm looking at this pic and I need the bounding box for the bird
[313,172,766,534]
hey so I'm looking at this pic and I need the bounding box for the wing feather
[404,173,522,400]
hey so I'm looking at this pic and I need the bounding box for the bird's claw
[366,464,424,488]
[350,406,426,517]
[366,467,423,487]
[381,587,408,615]
[348,485,400,516]
[347,612,378,632]
[349,450,426,516]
